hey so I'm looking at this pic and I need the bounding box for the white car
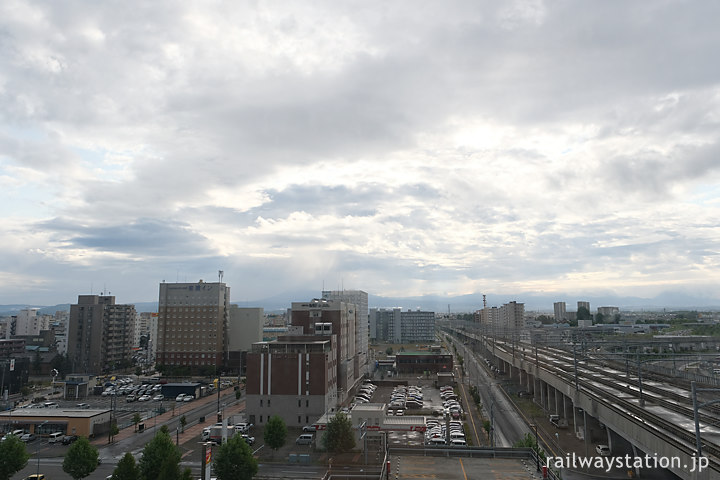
[152,394,164,401]
[138,395,151,402]
[183,394,193,402]
[596,445,611,456]
[175,394,186,402]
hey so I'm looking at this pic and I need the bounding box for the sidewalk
[93,389,241,447]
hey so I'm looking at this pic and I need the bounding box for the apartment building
[399,309,435,342]
[14,308,51,336]
[369,307,401,342]
[553,302,567,323]
[479,301,524,331]
[67,295,136,374]
[156,280,230,370]
[322,290,368,376]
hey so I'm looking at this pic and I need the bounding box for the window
[298,416,301,423]
[306,399,309,407]
[298,399,301,407]
[260,399,263,407]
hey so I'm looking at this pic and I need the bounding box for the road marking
[459,458,468,480]
[458,375,481,447]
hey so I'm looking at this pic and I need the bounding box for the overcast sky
[2,1,720,307]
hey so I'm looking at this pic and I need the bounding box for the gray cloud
[2,1,720,305]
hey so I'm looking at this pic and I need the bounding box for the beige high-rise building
[322,290,368,376]
[156,280,230,370]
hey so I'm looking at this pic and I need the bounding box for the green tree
[180,415,187,433]
[213,434,258,480]
[133,413,142,432]
[110,452,140,480]
[62,436,99,480]
[595,312,605,324]
[321,412,355,454]
[513,432,544,461]
[139,428,181,480]
[109,421,119,443]
[482,420,491,436]
[577,306,592,321]
[385,347,393,355]
[263,415,287,451]
[0,434,30,480]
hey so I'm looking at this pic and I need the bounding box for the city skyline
[2,2,720,306]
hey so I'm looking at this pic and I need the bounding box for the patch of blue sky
[688,184,720,206]
[72,146,132,180]
[4,125,47,142]
[0,180,55,218]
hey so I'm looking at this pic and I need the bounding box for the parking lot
[392,455,542,480]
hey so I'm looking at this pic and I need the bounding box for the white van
[296,433,314,445]
[48,432,64,443]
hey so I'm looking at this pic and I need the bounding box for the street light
[36,420,48,477]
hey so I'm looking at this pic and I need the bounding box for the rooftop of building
[1,409,110,418]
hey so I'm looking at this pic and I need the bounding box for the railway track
[448,328,720,476]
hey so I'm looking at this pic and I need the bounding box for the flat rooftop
[0,409,110,418]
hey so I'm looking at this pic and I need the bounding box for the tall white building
[15,308,49,336]
[553,302,567,323]
[322,290,368,376]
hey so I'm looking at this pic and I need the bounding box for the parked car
[302,425,316,432]
[596,445,611,456]
[235,423,252,433]
[241,434,255,445]
[153,394,164,401]
[183,394,193,402]
[138,395,152,402]
[175,394,186,402]
[62,435,78,445]
[126,394,136,402]
[20,433,36,442]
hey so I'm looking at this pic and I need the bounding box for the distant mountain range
[2,290,720,316]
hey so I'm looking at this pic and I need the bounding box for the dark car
[62,435,78,445]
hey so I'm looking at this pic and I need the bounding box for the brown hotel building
[156,280,229,370]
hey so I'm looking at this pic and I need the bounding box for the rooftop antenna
[218,270,224,283]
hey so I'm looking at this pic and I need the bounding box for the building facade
[227,306,264,375]
[291,299,356,399]
[553,302,567,323]
[245,336,336,427]
[369,308,402,343]
[399,310,435,342]
[322,290,368,376]
[67,295,136,374]
[156,280,230,371]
